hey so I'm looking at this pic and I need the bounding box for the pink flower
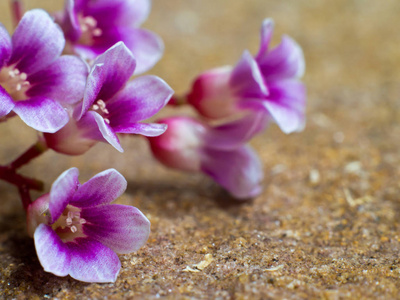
[0,9,88,132]
[187,19,306,134]
[27,168,150,282]
[147,113,267,199]
[44,42,173,155]
[56,0,163,74]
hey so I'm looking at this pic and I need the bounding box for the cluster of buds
[0,0,305,283]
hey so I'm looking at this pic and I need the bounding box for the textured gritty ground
[1,0,400,299]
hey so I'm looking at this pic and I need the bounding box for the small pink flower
[148,113,267,199]
[187,19,306,134]
[27,168,150,283]
[44,42,173,155]
[56,0,163,74]
[0,9,88,132]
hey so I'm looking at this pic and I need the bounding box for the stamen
[105,118,110,124]
[20,73,27,81]
[70,226,78,233]
[93,28,102,37]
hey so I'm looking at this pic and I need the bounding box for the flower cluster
[148,18,306,199]
[0,0,305,283]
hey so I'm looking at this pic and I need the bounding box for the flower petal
[230,50,268,98]
[86,0,151,27]
[107,75,173,127]
[256,18,274,61]
[27,55,89,105]
[257,35,305,80]
[187,66,237,119]
[70,168,127,208]
[67,237,121,283]
[114,122,167,136]
[205,112,269,150]
[0,86,15,117]
[81,204,150,254]
[48,168,80,222]
[80,42,135,117]
[91,111,123,152]
[13,96,69,133]
[59,0,82,42]
[9,9,65,74]
[0,24,12,67]
[201,146,263,199]
[118,28,164,74]
[34,224,71,277]
[262,79,306,133]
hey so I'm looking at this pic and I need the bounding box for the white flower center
[91,99,111,124]
[52,205,87,242]
[79,15,103,45]
[0,66,30,100]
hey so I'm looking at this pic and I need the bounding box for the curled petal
[230,50,268,99]
[9,9,65,74]
[48,168,80,222]
[13,96,69,133]
[256,18,274,61]
[114,123,167,137]
[201,146,263,199]
[91,111,123,152]
[71,168,127,208]
[82,204,150,254]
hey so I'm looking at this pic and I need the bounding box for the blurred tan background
[1,0,400,298]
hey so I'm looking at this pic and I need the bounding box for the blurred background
[1,0,400,298]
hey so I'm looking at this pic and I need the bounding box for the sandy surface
[1,0,400,299]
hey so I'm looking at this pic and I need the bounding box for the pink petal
[70,168,127,208]
[262,79,306,133]
[114,123,167,137]
[256,18,274,61]
[48,168,80,222]
[230,50,268,98]
[80,42,135,118]
[92,111,123,152]
[82,204,150,254]
[9,9,65,74]
[67,237,121,283]
[34,224,71,277]
[0,24,12,67]
[257,35,305,81]
[13,96,69,133]
[205,112,269,150]
[0,86,14,117]
[27,55,88,105]
[107,75,173,127]
[201,146,263,199]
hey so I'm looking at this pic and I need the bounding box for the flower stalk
[9,137,48,170]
